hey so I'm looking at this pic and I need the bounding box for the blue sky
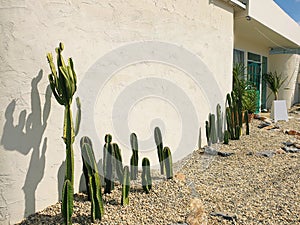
[274,0,300,24]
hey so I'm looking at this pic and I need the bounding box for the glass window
[248,52,261,62]
[233,49,244,65]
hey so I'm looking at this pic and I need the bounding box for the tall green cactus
[216,104,224,142]
[81,141,104,221]
[226,92,242,140]
[103,134,115,194]
[154,127,164,174]
[163,147,173,179]
[47,43,80,224]
[130,133,139,180]
[142,158,152,194]
[113,143,123,183]
[121,166,130,206]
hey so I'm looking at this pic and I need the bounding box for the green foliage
[243,90,258,114]
[81,140,104,221]
[130,133,138,180]
[142,158,152,194]
[163,147,173,179]
[154,127,164,175]
[47,43,80,224]
[264,71,287,100]
[121,166,130,206]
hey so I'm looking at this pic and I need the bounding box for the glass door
[247,62,261,113]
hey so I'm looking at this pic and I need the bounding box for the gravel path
[17,109,300,225]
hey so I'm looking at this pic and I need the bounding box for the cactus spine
[81,140,104,221]
[121,166,130,206]
[103,134,115,194]
[113,143,123,183]
[154,127,164,174]
[47,43,81,224]
[163,147,173,179]
[142,158,152,194]
[130,133,138,180]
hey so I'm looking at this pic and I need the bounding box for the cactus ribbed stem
[142,158,152,193]
[130,133,138,180]
[154,127,164,175]
[163,147,173,179]
[121,166,130,206]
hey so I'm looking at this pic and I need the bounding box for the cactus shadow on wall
[1,70,51,217]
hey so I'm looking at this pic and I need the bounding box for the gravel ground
[17,108,300,225]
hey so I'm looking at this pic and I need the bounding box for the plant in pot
[264,71,287,101]
[264,71,288,121]
[242,88,258,122]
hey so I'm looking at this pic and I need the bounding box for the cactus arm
[48,74,64,105]
[74,97,81,136]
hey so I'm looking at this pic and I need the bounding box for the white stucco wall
[268,54,300,108]
[0,0,234,223]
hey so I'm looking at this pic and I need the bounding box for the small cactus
[209,113,217,144]
[130,133,138,180]
[81,140,104,221]
[154,127,164,174]
[245,111,250,135]
[216,104,224,142]
[113,143,123,183]
[224,130,229,144]
[163,147,173,179]
[142,158,152,194]
[62,179,73,225]
[121,166,130,206]
[198,127,201,149]
[205,120,210,146]
[103,134,115,194]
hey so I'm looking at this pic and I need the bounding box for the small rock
[256,151,275,158]
[217,151,234,157]
[282,141,294,147]
[282,146,300,153]
[210,211,237,221]
[175,173,186,182]
[258,122,271,129]
[186,198,207,225]
[287,130,297,135]
[275,149,286,154]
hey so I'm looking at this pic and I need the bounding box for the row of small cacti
[79,127,173,222]
[205,97,250,146]
[154,127,173,179]
[205,104,224,146]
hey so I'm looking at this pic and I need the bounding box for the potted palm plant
[264,71,287,101]
[264,71,288,121]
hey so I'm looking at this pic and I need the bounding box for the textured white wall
[0,0,233,223]
[269,54,300,108]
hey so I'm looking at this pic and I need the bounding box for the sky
[274,0,300,25]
